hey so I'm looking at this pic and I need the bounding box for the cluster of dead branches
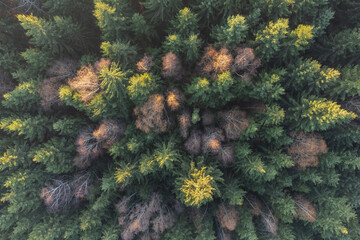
[137,54,154,73]
[218,107,250,140]
[115,193,177,240]
[75,119,125,168]
[93,119,126,149]
[231,47,261,82]
[161,52,184,81]
[292,193,317,222]
[178,109,191,139]
[244,193,278,236]
[134,94,170,133]
[287,131,328,170]
[40,172,93,213]
[67,58,110,103]
[201,127,225,155]
[39,59,77,111]
[216,203,239,231]
[198,46,233,78]
[181,107,248,166]
[166,88,185,111]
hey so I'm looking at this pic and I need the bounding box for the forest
[1,0,360,239]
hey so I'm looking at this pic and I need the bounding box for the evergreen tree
[1,1,360,239]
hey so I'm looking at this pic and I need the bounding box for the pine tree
[1,1,360,239]
[17,14,87,56]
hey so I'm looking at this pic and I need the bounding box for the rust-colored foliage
[74,128,102,169]
[93,119,126,149]
[161,52,184,81]
[293,193,317,222]
[0,72,15,97]
[116,193,176,240]
[198,46,217,76]
[216,203,239,231]
[134,94,169,133]
[202,127,225,155]
[201,110,214,126]
[219,107,249,140]
[198,46,233,76]
[178,109,191,139]
[261,209,278,236]
[166,88,185,111]
[68,64,100,103]
[184,130,202,155]
[136,54,154,73]
[245,193,263,216]
[231,47,261,82]
[287,132,328,170]
[213,47,233,73]
[94,58,111,73]
[216,144,235,166]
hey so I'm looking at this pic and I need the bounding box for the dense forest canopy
[1,0,360,239]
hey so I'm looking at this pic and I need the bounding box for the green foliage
[314,27,360,65]
[164,34,202,63]
[31,137,75,174]
[326,65,360,101]
[313,195,356,238]
[176,161,223,207]
[185,73,246,108]
[94,1,128,42]
[17,14,86,56]
[59,85,92,116]
[0,115,51,142]
[127,72,160,105]
[255,18,290,62]
[163,216,194,240]
[20,48,53,74]
[1,1,360,239]
[222,179,246,206]
[286,59,341,96]
[212,14,248,49]
[53,117,84,137]
[141,0,183,22]
[170,7,199,36]
[250,70,286,102]
[2,81,40,112]
[152,140,181,170]
[289,97,357,132]
[114,162,135,186]
[255,19,315,62]
[100,41,138,66]
[130,13,156,41]
[98,63,130,118]
[236,206,258,240]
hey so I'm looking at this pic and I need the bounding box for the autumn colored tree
[287,132,328,170]
[134,94,169,133]
[161,52,185,81]
[68,64,100,103]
